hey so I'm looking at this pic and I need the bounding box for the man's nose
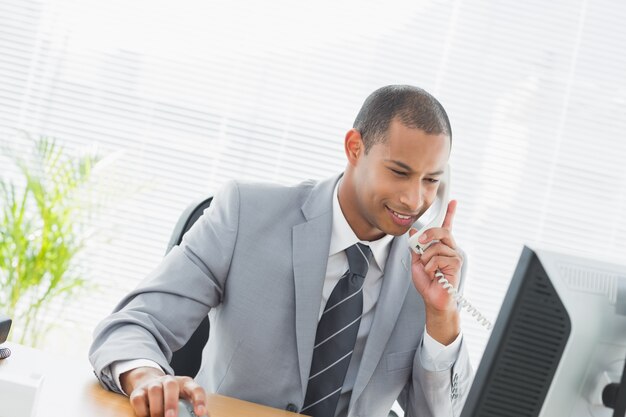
[399,184,422,213]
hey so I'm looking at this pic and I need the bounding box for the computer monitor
[461,245,626,417]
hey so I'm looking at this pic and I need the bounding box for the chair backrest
[166,196,213,377]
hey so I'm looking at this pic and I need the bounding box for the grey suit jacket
[89,174,472,417]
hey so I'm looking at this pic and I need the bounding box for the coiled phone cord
[435,270,493,330]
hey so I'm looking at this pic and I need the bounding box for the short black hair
[353,85,452,152]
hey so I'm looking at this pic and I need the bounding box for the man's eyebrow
[386,160,414,172]
[386,160,444,176]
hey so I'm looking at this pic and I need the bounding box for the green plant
[0,134,103,346]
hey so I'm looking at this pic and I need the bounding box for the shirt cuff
[419,325,463,372]
[111,359,164,395]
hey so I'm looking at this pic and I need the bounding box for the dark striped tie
[302,243,373,417]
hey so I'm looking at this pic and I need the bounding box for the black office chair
[166,196,213,377]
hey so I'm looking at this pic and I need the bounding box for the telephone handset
[407,165,451,255]
[407,165,493,330]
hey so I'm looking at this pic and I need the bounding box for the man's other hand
[120,367,208,417]
[409,199,462,345]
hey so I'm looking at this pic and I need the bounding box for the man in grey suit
[90,85,473,417]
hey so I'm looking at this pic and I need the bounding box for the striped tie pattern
[302,243,373,417]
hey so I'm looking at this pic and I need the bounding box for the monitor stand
[603,351,626,417]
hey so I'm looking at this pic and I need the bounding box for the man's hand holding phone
[120,367,208,417]
[409,199,463,346]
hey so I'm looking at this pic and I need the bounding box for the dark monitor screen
[460,246,626,417]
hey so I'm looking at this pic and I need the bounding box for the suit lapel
[292,175,339,399]
[349,234,412,408]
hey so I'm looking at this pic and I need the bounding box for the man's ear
[344,129,364,166]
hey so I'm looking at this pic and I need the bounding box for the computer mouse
[178,399,199,417]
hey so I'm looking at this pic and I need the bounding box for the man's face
[350,118,450,239]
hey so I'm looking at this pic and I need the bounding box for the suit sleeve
[398,337,473,416]
[88,180,241,393]
[397,247,474,416]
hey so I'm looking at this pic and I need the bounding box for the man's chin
[380,221,412,237]
[366,216,413,240]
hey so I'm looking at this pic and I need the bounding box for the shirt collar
[329,178,395,271]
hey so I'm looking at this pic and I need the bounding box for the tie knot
[345,243,372,278]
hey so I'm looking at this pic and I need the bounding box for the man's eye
[390,169,407,177]
[425,178,440,184]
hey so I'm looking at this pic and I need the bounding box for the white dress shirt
[111,179,462,398]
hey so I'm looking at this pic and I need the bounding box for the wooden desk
[0,342,301,417]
